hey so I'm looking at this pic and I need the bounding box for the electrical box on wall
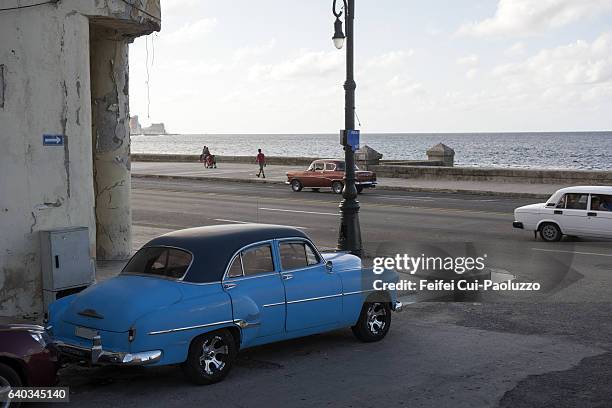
[40,227,95,312]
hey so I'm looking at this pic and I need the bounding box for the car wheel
[0,362,22,408]
[356,185,364,194]
[540,223,562,242]
[332,181,344,194]
[290,180,303,192]
[182,330,236,385]
[351,302,391,342]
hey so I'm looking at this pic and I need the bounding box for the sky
[129,0,612,134]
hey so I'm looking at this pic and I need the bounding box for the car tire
[182,330,237,385]
[290,180,303,192]
[332,181,344,195]
[0,362,22,407]
[540,223,562,242]
[351,302,391,342]
[356,185,364,194]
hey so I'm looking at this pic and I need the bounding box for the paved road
[54,179,612,407]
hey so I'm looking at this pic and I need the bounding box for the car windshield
[122,247,192,279]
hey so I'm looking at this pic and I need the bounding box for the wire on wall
[0,0,59,12]
[118,0,160,22]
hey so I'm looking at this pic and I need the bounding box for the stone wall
[371,165,612,185]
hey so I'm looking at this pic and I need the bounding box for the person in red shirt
[256,148,266,178]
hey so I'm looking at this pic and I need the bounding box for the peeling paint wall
[91,27,132,260]
[0,0,160,317]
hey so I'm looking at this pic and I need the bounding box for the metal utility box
[40,227,95,312]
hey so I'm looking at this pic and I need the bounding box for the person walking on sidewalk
[256,148,266,178]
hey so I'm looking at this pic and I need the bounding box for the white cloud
[248,51,343,81]
[492,32,612,86]
[457,0,612,37]
[366,50,414,69]
[487,31,612,110]
[505,42,526,57]
[457,54,479,66]
[466,68,480,80]
[162,18,218,44]
[233,39,277,62]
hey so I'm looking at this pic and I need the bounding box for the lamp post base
[338,198,362,258]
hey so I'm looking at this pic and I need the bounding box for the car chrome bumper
[391,301,403,312]
[513,221,524,229]
[54,337,162,366]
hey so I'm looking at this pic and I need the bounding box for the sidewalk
[132,161,568,198]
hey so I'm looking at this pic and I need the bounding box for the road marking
[214,218,309,230]
[531,248,612,257]
[258,207,337,216]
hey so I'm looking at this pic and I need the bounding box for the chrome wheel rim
[542,225,558,240]
[366,303,387,335]
[0,376,11,408]
[333,183,342,194]
[199,336,228,376]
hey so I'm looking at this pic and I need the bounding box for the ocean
[131,131,612,170]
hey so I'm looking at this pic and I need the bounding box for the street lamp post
[333,0,362,257]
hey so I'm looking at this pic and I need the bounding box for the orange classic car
[286,159,377,194]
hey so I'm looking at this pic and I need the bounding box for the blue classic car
[47,224,401,384]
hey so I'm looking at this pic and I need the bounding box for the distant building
[142,123,167,135]
[129,116,167,135]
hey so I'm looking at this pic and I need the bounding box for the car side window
[241,245,275,276]
[564,193,589,210]
[314,162,324,171]
[280,242,321,270]
[325,162,335,171]
[227,255,243,278]
[591,194,612,212]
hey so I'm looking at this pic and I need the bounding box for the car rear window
[122,247,192,279]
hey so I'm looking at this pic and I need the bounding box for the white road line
[531,248,612,257]
[258,207,337,216]
[214,218,308,230]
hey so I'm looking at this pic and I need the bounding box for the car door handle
[554,210,563,215]
[588,212,597,217]
[223,283,237,290]
[282,273,294,281]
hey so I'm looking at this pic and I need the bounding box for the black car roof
[143,224,309,283]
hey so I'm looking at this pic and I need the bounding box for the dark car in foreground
[286,159,377,194]
[48,224,401,385]
[0,323,59,405]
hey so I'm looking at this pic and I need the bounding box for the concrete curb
[132,173,551,199]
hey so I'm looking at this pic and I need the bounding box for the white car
[513,186,612,242]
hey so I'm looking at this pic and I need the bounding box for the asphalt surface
[53,178,612,407]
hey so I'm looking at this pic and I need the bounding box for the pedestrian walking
[256,148,266,178]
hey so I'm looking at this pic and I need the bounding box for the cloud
[456,54,479,66]
[504,42,526,57]
[457,0,612,37]
[248,51,343,81]
[162,18,218,44]
[492,32,612,86]
[233,39,277,62]
[366,50,414,69]
[488,31,612,108]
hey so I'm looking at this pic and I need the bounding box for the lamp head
[332,17,345,49]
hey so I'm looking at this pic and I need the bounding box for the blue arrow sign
[43,134,64,146]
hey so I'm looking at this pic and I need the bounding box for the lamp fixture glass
[332,17,345,49]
